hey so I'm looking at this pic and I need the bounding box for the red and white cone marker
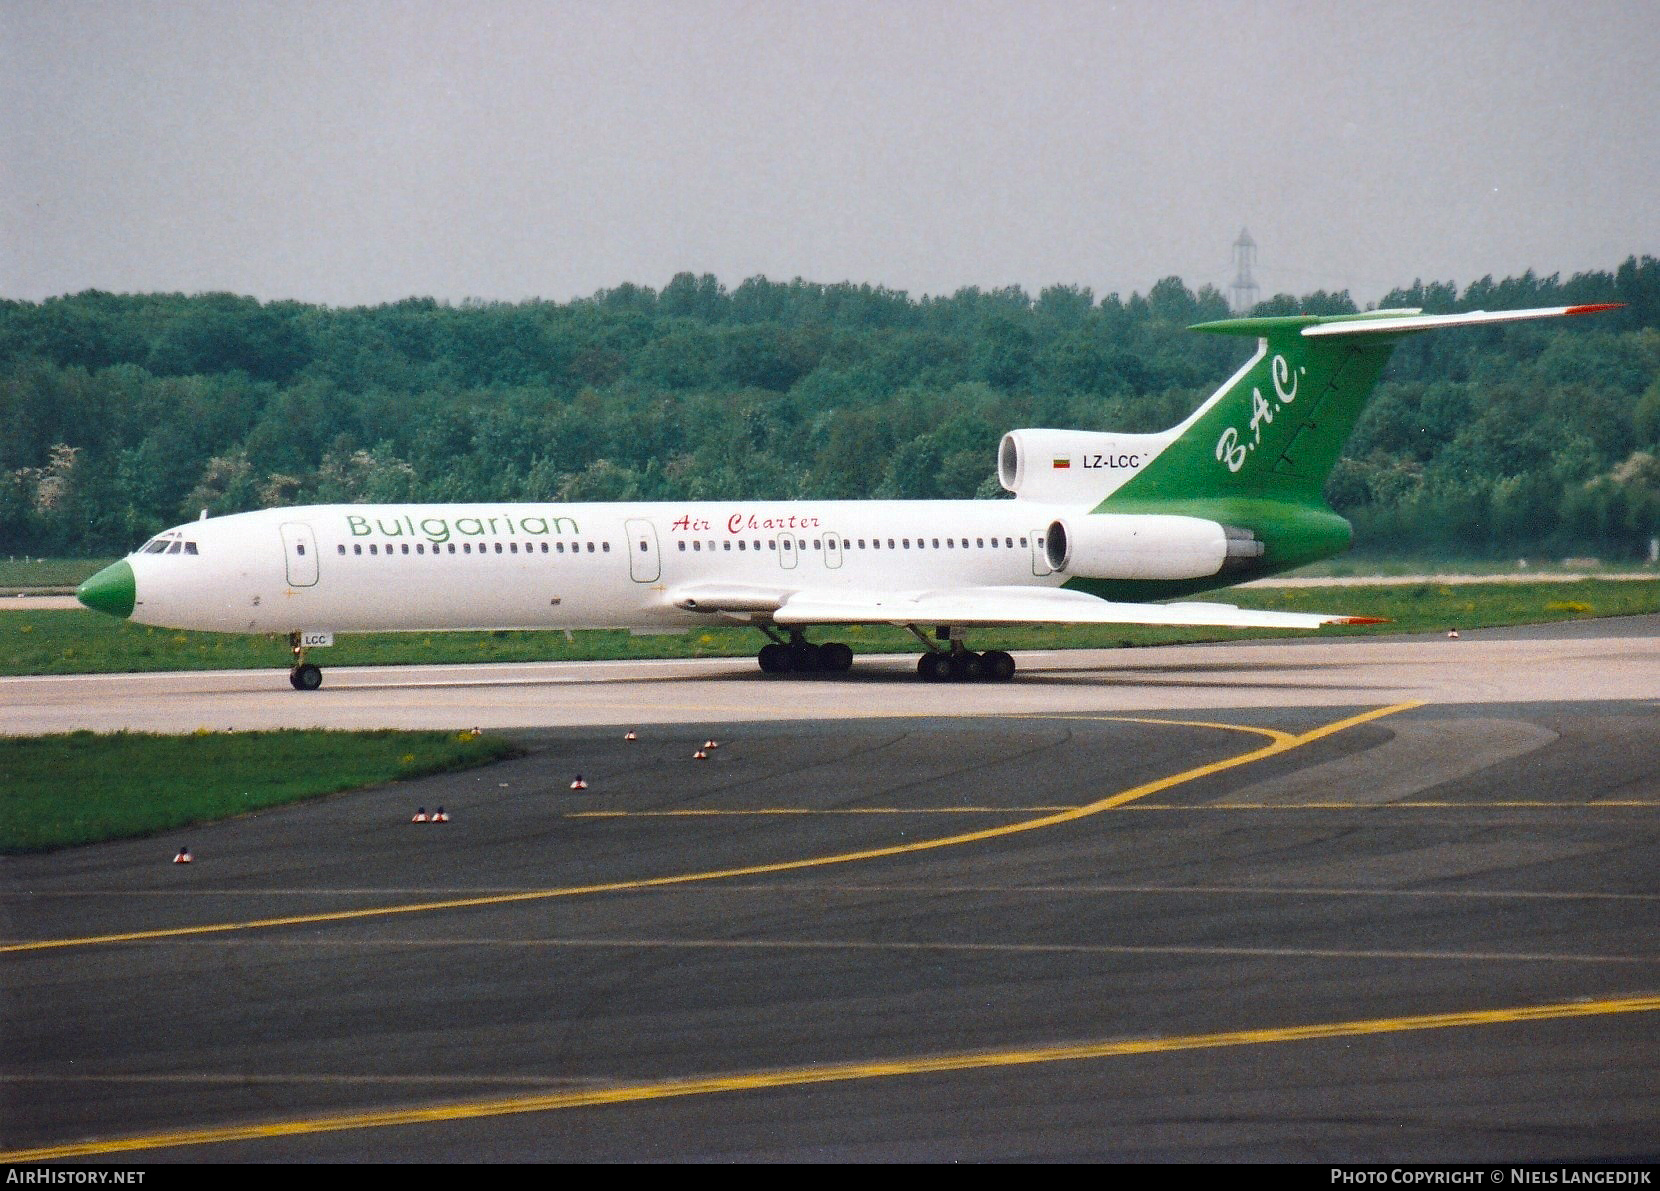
[624,730,637,741]
[570,775,588,791]
[692,749,708,760]
[411,808,428,823]
[173,846,192,864]
[1447,629,1460,639]
[703,739,719,750]
[432,807,449,823]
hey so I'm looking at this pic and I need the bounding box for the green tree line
[3,258,1658,559]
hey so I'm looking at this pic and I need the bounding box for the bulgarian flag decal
[1052,457,1071,470]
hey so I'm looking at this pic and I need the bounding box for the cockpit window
[140,534,199,556]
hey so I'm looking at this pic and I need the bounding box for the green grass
[3,579,1659,677]
[1291,556,1658,578]
[0,729,520,852]
[0,557,116,590]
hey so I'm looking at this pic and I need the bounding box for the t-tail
[1050,303,1623,595]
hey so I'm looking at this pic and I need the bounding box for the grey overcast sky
[3,0,1656,309]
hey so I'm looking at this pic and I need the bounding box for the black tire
[290,663,323,691]
[982,650,1016,682]
[821,642,854,673]
[948,652,984,682]
[788,642,822,673]
[917,653,953,682]
[758,643,792,674]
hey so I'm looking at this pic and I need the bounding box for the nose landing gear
[288,632,323,691]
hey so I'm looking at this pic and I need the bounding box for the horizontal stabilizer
[1190,304,1622,339]
[1300,303,1623,337]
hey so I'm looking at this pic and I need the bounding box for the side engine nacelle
[998,428,1171,504]
[1044,514,1264,581]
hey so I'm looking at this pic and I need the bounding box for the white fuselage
[128,501,1077,635]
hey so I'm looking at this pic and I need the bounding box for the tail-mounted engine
[1044,514,1264,581]
[998,429,1174,504]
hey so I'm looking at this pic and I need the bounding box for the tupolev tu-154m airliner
[76,303,1619,689]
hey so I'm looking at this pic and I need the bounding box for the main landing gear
[756,630,854,675]
[752,626,1016,682]
[915,646,1016,683]
[288,632,323,691]
[912,625,1015,683]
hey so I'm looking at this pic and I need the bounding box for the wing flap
[771,585,1376,630]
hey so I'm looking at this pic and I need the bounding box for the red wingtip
[1564,303,1624,316]
[1337,616,1391,625]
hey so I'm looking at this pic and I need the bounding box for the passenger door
[280,522,320,587]
[625,518,660,583]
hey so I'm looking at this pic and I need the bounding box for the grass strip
[0,729,518,852]
[2,579,1658,677]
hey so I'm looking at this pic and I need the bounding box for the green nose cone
[77,560,136,619]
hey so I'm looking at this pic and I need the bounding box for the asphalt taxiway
[3,622,1658,1161]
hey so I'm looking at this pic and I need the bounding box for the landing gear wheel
[918,653,953,682]
[788,642,823,672]
[949,651,985,682]
[982,650,1016,682]
[820,642,854,673]
[289,663,323,691]
[758,642,792,674]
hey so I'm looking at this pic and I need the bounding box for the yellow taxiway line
[6,991,1656,1162]
[0,703,1413,955]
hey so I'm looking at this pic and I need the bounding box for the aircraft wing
[670,583,1381,629]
